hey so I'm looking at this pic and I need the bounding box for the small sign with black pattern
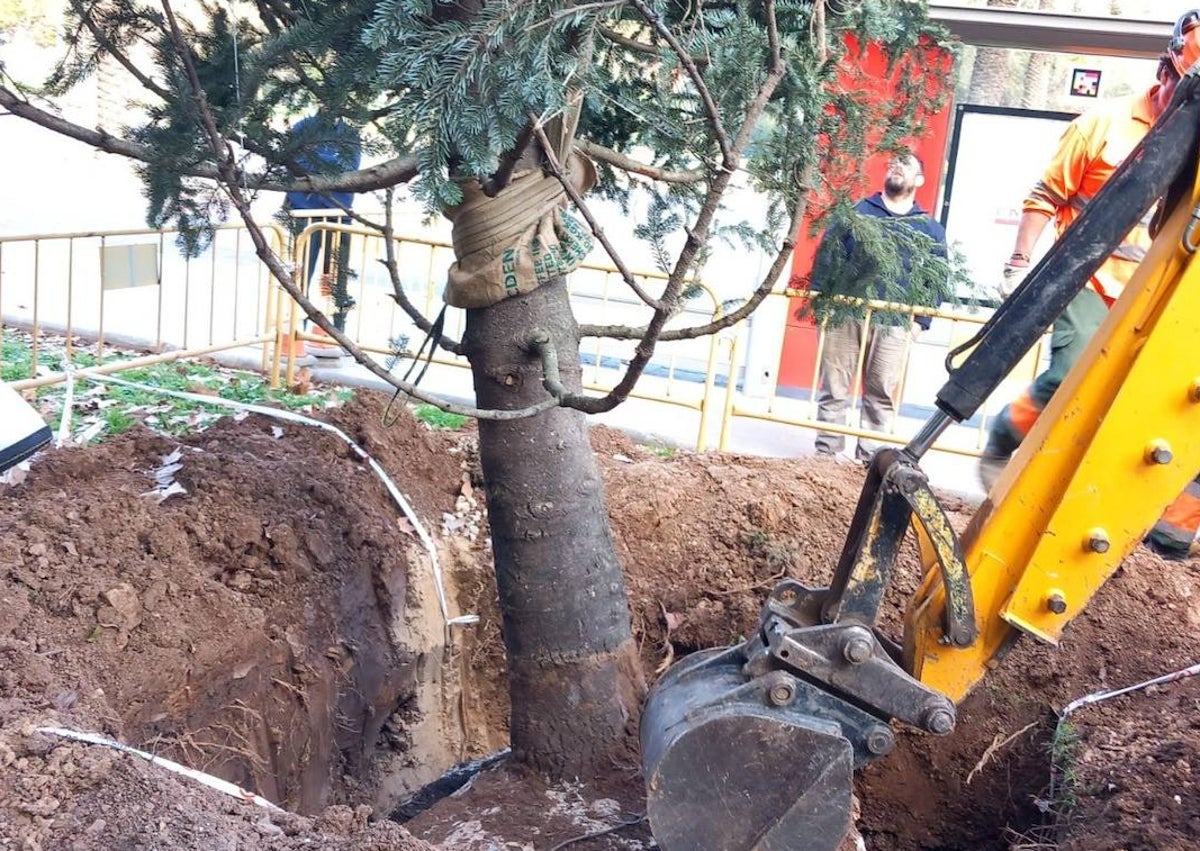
[1070,68,1102,98]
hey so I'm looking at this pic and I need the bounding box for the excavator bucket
[641,455,963,851]
[641,645,858,851]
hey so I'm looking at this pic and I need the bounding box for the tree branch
[628,0,730,166]
[380,187,464,354]
[765,0,783,74]
[527,330,569,400]
[77,11,171,101]
[283,56,325,103]
[580,195,804,342]
[565,8,798,412]
[290,187,388,236]
[0,83,419,193]
[251,0,283,34]
[158,0,549,422]
[560,138,736,411]
[575,139,705,184]
[531,118,662,311]
[604,151,744,401]
[597,23,712,66]
[255,0,297,31]
[814,0,828,63]
[598,25,658,55]
[729,0,786,161]
[1,83,173,161]
[548,0,626,19]
[253,152,424,194]
[481,121,534,197]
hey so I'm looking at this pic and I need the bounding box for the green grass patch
[3,331,353,443]
[2,330,107,382]
[1049,718,1082,812]
[2,329,36,382]
[103,407,137,436]
[92,361,352,435]
[414,404,469,430]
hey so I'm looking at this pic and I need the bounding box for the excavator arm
[641,72,1200,851]
[909,166,1200,701]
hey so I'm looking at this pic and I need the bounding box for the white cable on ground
[1048,661,1200,802]
[82,373,478,633]
[1060,661,1200,718]
[36,726,283,811]
[56,364,76,448]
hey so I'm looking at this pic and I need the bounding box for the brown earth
[2,388,1197,850]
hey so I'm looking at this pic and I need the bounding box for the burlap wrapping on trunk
[444,153,596,309]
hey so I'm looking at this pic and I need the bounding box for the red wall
[777,39,954,391]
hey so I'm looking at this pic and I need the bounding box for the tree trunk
[1020,0,1057,110]
[966,0,1019,106]
[463,278,645,778]
[967,46,1012,105]
[1021,52,1054,110]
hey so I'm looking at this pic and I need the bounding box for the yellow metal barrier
[9,338,274,392]
[279,218,728,449]
[1,213,1043,461]
[715,290,1049,458]
[278,216,1041,458]
[1,223,286,390]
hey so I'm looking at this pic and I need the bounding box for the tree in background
[0,0,57,45]
[0,0,955,793]
[965,0,1019,105]
[1019,0,1057,109]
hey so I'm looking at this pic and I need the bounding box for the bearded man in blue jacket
[812,152,948,463]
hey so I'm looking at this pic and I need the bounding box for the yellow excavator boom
[640,68,1200,851]
[907,173,1200,701]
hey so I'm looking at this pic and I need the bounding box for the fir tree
[0,0,957,803]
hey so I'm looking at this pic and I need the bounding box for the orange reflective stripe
[1160,486,1200,539]
[1007,390,1042,439]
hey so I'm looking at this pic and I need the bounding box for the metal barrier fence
[279,215,732,448]
[715,291,1049,457]
[2,224,287,391]
[280,215,1045,458]
[1,214,1047,459]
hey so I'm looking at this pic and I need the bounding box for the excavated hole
[856,709,1062,850]
[0,398,509,825]
[114,582,507,819]
[3,393,1193,851]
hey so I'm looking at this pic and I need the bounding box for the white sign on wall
[101,243,160,291]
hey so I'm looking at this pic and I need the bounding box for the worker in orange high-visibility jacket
[981,9,1200,561]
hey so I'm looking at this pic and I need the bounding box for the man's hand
[999,252,1031,298]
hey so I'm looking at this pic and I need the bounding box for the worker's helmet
[1169,10,1200,76]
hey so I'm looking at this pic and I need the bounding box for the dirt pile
[0,395,469,850]
[594,443,1200,851]
[1,388,1197,850]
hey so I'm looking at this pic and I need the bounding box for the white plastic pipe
[37,726,283,811]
